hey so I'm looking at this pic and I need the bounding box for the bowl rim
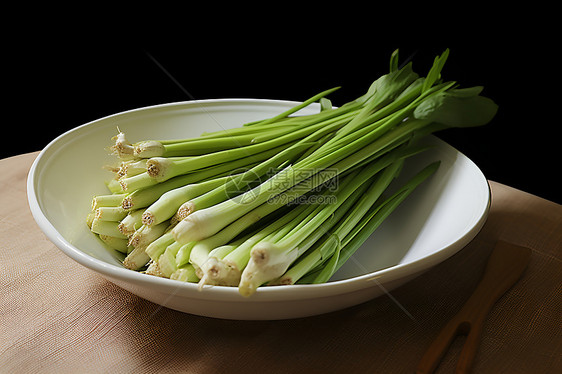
[26,98,491,302]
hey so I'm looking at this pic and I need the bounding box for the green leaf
[413,88,499,128]
[370,62,420,108]
[422,49,450,92]
[355,61,419,107]
[389,49,400,72]
[319,97,333,112]
[445,86,484,98]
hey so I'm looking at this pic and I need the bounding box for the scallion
[85,48,497,296]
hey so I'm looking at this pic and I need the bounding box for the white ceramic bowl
[27,99,490,320]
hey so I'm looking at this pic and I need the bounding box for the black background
[6,18,560,204]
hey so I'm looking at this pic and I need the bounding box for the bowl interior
[29,99,490,286]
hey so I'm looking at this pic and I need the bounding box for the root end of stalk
[122,257,137,270]
[199,258,241,288]
[146,158,167,179]
[103,164,120,174]
[122,259,132,269]
[142,212,155,226]
[128,231,142,248]
[239,244,299,295]
[117,164,127,179]
[145,261,165,277]
[118,222,134,237]
[175,202,195,221]
[238,266,261,297]
[238,279,258,297]
[86,213,95,229]
[194,266,204,279]
[119,180,128,192]
[134,141,165,158]
[147,164,159,178]
[251,248,269,265]
[208,264,221,280]
[171,217,204,245]
[123,257,148,271]
[197,274,212,291]
[122,197,133,210]
[110,131,136,160]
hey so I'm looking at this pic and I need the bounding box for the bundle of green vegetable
[86,49,497,297]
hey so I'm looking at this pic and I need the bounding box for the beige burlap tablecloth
[1,151,560,373]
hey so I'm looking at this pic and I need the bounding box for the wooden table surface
[1,151,560,373]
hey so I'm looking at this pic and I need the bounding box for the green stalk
[120,153,266,211]
[243,86,341,127]
[145,231,176,261]
[128,222,170,249]
[171,117,430,245]
[190,203,308,271]
[106,179,126,194]
[157,242,184,277]
[117,172,160,192]
[149,104,353,154]
[260,170,361,252]
[197,120,300,138]
[174,113,350,219]
[123,245,151,271]
[205,233,256,261]
[141,175,232,226]
[144,114,351,182]
[297,117,433,180]
[94,48,498,292]
[98,235,130,254]
[181,186,307,270]
[174,241,197,268]
[94,206,128,222]
[90,219,129,239]
[336,161,440,272]
[177,141,314,219]
[196,193,322,287]
[123,222,169,270]
[117,209,145,237]
[302,81,456,167]
[279,159,405,284]
[329,62,419,143]
[118,141,282,192]
[134,127,295,158]
[299,161,440,284]
[91,194,126,210]
[237,161,386,296]
[274,143,431,285]
[207,244,238,260]
[170,264,200,283]
[116,159,147,178]
[273,235,338,285]
[312,78,424,156]
[172,117,367,242]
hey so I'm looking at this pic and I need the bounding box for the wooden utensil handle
[458,241,532,323]
[416,241,531,374]
[455,322,484,374]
